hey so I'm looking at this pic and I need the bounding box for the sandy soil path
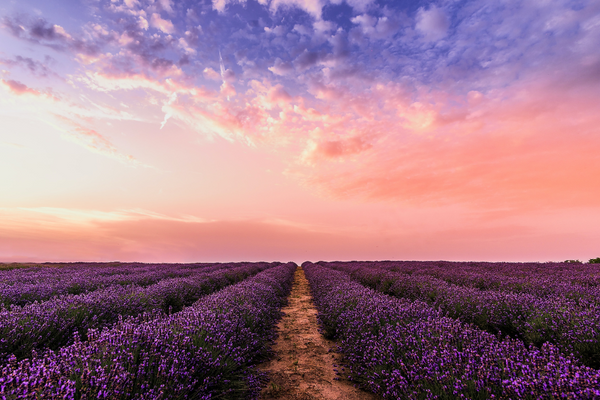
[258,267,380,400]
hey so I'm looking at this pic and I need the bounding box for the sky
[0,0,599,264]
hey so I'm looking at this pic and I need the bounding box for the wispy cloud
[0,55,60,78]
[49,115,143,165]
[2,206,599,262]
[1,78,44,96]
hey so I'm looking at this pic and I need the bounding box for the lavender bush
[303,262,600,399]
[323,261,600,369]
[0,262,274,362]
[333,260,600,301]
[0,262,296,399]
[0,262,232,307]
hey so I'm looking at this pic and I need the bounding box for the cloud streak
[2,206,599,263]
[51,115,142,165]
[1,79,44,96]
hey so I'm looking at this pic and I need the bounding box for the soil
[258,267,380,400]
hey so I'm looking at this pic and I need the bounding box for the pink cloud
[0,79,61,102]
[149,13,175,34]
[220,81,236,98]
[1,79,43,96]
[178,37,195,54]
[40,4,596,221]
[203,67,222,81]
[212,0,229,13]
[83,67,188,94]
[310,135,372,159]
[292,76,600,212]
[267,84,292,105]
[96,39,597,217]
[138,16,149,30]
[159,79,289,143]
[123,0,140,8]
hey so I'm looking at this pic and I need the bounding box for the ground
[258,267,379,400]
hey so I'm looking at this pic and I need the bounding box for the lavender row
[0,262,296,399]
[0,262,231,307]
[354,260,600,301]
[0,262,277,363]
[303,262,600,399]
[322,261,600,369]
[0,262,211,285]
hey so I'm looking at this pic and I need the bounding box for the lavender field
[2,260,600,399]
[0,262,296,399]
[304,261,600,399]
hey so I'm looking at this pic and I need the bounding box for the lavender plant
[0,262,274,362]
[323,261,600,369]
[303,262,600,399]
[0,262,296,399]
[0,262,231,307]
[367,260,600,301]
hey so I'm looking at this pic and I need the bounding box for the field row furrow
[0,262,296,399]
[0,262,277,363]
[304,262,600,399]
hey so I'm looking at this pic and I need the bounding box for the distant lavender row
[357,260,600,301]
[0,262,235,307]
[0,262,210,285]
[322,261,600,369]
[0,262,277,363]
[0,262,296,399]
[303,262,600,399]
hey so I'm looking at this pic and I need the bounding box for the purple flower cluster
[0,262,296,399]
[0,262,274,363]
[0,262,228,307]
[303,262,600,399]
[323,261,600,369]
[346,260,600,302]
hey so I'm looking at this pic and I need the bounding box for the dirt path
[259,267,379,400]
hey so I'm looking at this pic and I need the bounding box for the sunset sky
[1,0,599,263]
